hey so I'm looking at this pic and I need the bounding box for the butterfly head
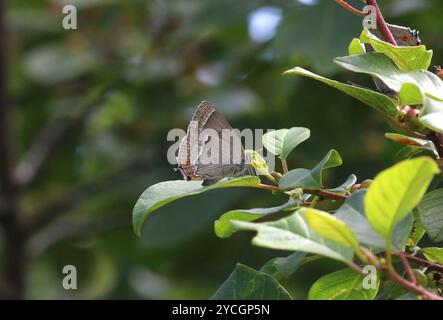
[388,24,421,46]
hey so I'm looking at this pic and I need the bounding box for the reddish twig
[365,0,397,45]
[403,254,443,273]
[255,183,281,192]
[304,189,348,201]
[334,0,366,17]
[399,252,417,285]
[255,184,347,201]
[281,159,289,174]
[348,261,364,274]
[385,265,442,300]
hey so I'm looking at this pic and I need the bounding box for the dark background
[0,0,442,299]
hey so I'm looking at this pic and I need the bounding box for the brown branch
[304,189,348,201]
[255,183,348,201]
[399,252,417,285]
[255,183,280,192]
[403,253,443,273]
[385,265,442,300]
[365,0,397,46]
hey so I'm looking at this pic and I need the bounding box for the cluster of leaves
[132,29,443,300]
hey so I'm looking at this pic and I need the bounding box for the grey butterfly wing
[195,102,246,182]
[177,101,246,183]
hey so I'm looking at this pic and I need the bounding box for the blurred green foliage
[2,0,443,299]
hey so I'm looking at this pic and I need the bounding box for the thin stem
[399,252,417,285]
[403,254,443,273]
[385,240,393,268]
[365,0,397,46]
[334,0,366,17]
[360,246,380,267]
[281,159,289,174]
[264,174,278,185]
[348,261,364,275]
[271,171,282,181]
[304,189,347,201]
[385,240,441,300]
[254,183,280,192]
[385,265,442,300]
[254,184,348,201]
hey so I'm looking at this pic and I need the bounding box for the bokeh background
[1,0,442,299]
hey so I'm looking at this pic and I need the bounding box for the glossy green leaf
[211,263,292,300]
[327,174,357,193]
[334,53,443,132]
[409,209,426,246]
[398,82,443,134]
[417,189,443,242]
[365,157,440,239]
[399,82,424,105]
[214,199,297,238]
[420,94,443,133]
[132,176,261,236]
[308,268,379,300]
[284,67,398,119]
[420,248,443,264]
[385,133,438,156]
[360,28,433,72]
[260,252,307,280]
[279,149,342,190]
[304,208,360,252]
[336,191,412,251]
[334,53,443,99]
[262,127,310,160]
[348,38,366,55]
[230,209,354,262]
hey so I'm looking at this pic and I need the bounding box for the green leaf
[262,127,310,160]
[365,157,440,239]
[348,38,366,55]
[420,94,443,133]
[409,209,426,246]
[308,268,380,300]
[385,133,438,156]
[279,149,342,190]
[333,53,443,132]
[327,174,357,193]
[399,82,424,105]
[230,209,354,262]
[417,189,443,242]
[284,67,398,119]
[260,252,307,280]
[360,28,433,72]
[336,191,412,251]
[214,198,297,238]
[132,176,261,236]
[304,208,360,253]
[420,248,443,264]
[334,53,443,100]
[398,82,443,134]
[211,263,292,300]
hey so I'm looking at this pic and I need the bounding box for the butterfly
[177,101,247,186]
[366,24,421,95]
